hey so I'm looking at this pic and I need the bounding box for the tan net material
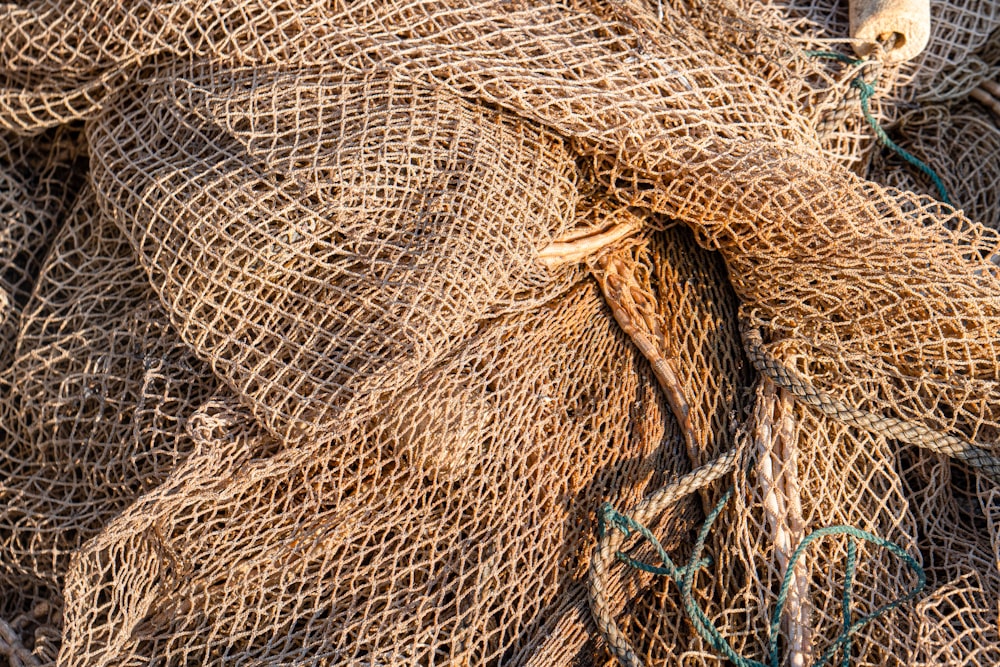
[60,0,1000,463]
[526,224,751,666]
[0,187,219,609]
[587,236,925,666]
[0,127,81,369]
[0,0,999,664]
[88,62,583,443]
[0,0,354,132]
[897,0,1000,102]
[911,570,1000,667]
[893,446,1000,665]
[588,229,751,666]
[592,225,752,467]
[325,1,1000,463]
[732,0,1000,102]
[57,279,690,666]
[868,100,1000,230]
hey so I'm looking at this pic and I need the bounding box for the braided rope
[588,448,925,667]
[0,618,41,667]
[741,320,1000,484]
[588,450,738,667]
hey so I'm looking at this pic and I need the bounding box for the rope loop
[589,452,926,667]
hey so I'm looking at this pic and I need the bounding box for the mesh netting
[0,126,81,368]
[868,99,1000,230]
[0,187,220,657]
[87,61,583,443]
[588,238,921,667]
[57,278,690,665]
[0,0,999,665]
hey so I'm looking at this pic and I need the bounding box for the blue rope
[599,490,925,667]
[803,50,951,205]
[840,538,857,667]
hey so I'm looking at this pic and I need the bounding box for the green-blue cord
[841,538,857,667]
[803,50,951,205]
[598,490,925,667]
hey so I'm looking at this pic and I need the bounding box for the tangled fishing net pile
[1,0,999,665]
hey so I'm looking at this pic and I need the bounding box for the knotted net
[0,0,998,665]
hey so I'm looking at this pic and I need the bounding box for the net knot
[598,501,634,540]
[849,76,876,100]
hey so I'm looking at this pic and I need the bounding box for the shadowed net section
[588,227,750,667]
[868,100,1000,230]
[585,235,924,667]
[911,570,1000,667]
[57,280,693,666]
[88,62,583,444]
[892,446,1000,666]
[0,187,219,640]
[522,223,751,666]
[0,126,82,368]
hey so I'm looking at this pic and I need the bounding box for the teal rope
[602,506,712,579]
[804,50,951,205]
[840,538,857,667]
[599,491,925,667]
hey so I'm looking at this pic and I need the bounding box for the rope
[588,451,926,667]
[741,320,1000,484]
[588,450,737,667]
[0,617,41,667]
[804,50,951,205]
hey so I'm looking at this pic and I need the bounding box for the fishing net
[87,61,584,443]
[0,186,220,660]
[0,126,81,368]
[588,240,922,667]
[57,278,692,666]
[868,99,1000,230]
[1,0,999,665]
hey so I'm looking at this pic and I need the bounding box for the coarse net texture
[588,230,748,667]
[88,61,583,443]
[529,224,752,666]
[61,0,1000,456]
[698,393,922,667]
[2,0,994,167]
[894,447,1000,667]
[56,277,692,666]
[980,28,1000,69]
[0,126,81,368]
[0,0,356,132]
[0,0,998,664]
[631,0,884,173]
[868,99,1000,230]
[0,187,220,658]
[896,0,1000,102]
[588,238,925,667]
[723,0,1000,101]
